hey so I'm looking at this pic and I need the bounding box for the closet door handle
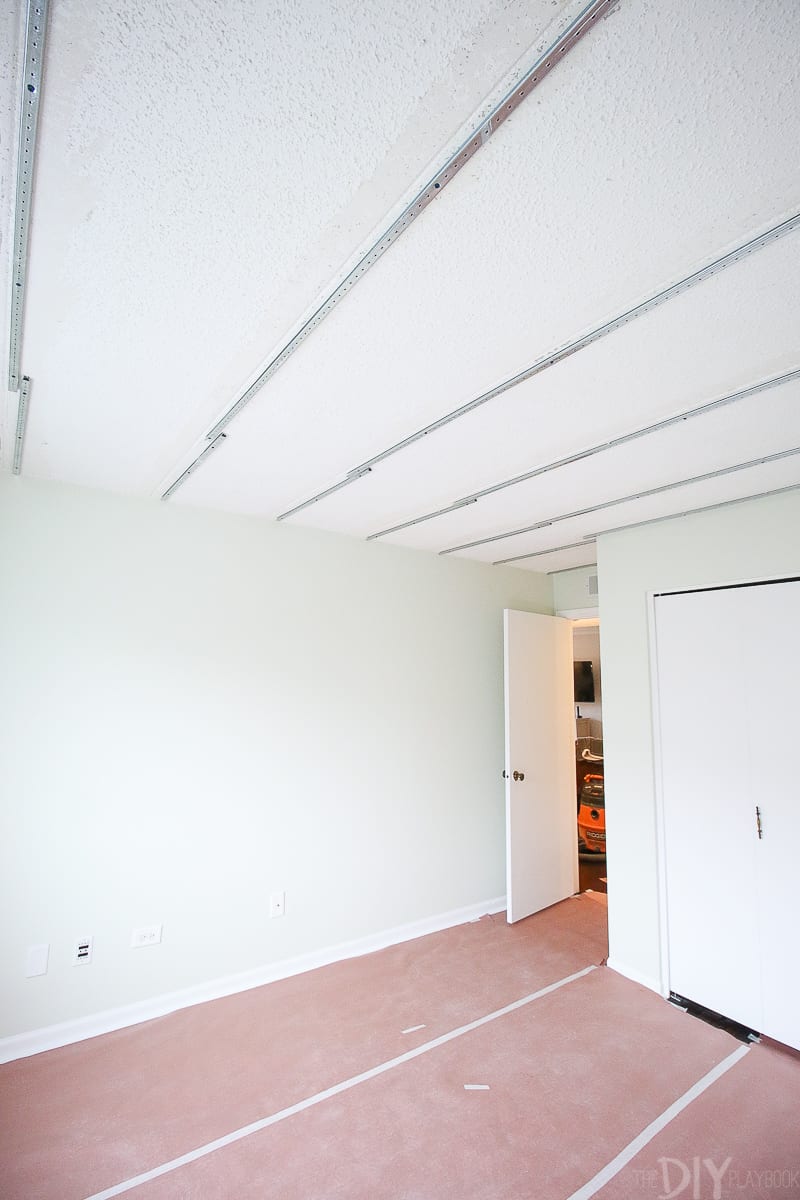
[513,770,525,782]
[756,806,763,840]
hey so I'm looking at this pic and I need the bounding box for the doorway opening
[572,619,606,896]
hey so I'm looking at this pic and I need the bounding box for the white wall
[0,476,552,1039]
[598,490,800,991]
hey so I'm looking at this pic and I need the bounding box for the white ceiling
[2,0,799,573]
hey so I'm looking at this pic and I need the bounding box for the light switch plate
[25,943,49,977]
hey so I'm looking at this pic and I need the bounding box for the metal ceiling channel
[492,537,596,566]
[280,210,800,522]
[161,434,227,500]
[205,0,614,442]
[366,367,800,540]
[8,0,49,393]
[161,0,616,498]
[440,446,800,555]
[354,213,800,475]
[12,377,31,474]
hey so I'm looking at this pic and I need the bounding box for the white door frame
[647,570,799,1001]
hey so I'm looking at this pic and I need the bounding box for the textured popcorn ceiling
[2,0,799,571]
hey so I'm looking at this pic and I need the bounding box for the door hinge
[756,806,763,839]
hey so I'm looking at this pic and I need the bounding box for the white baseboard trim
[606,956,663,996]
[0,896,507,1064]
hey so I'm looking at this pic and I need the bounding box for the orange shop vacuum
[578,773,605,856]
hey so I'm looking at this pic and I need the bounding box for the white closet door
[655,587,762,1031]
[656,580,800,1050]
[740,581,800,1050]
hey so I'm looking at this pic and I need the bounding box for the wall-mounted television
[574,660,595,704]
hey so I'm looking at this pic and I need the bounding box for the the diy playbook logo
[649,1157,800,1197]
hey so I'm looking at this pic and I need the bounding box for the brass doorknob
[513,770,525,781]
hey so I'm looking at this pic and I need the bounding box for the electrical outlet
[25,943,49,977]
[74,936,93,965]
[131,923,163,949]
[269,891,286,919]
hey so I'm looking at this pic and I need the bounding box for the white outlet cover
[25,943,49,978]
[131,923,163,948]
[74,936,93,965]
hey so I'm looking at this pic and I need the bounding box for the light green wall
[598,489,800,990]
[552,563,598,613]
[0,476,552,1038]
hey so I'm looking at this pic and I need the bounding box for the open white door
[504,609,578,923]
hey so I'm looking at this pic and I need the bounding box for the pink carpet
[2,895,797,1199]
